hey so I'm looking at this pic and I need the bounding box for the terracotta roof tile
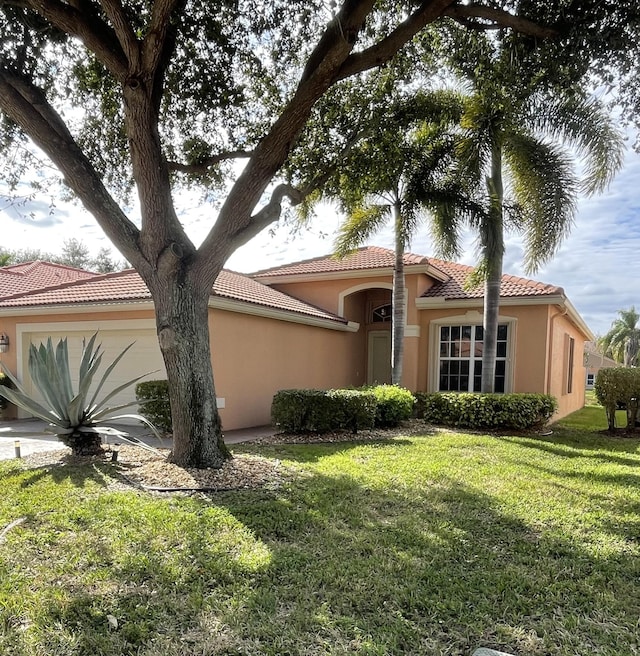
[0,267,347,324]
[214,271,346,322]
[252,246,429,278]
[421,257,563,299]
[0,261,96,298]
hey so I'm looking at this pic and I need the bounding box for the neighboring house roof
[584,342,621,369]
[0,266,348,326]
[0,260,96,297]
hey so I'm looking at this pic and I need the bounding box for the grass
[1,403,639,655]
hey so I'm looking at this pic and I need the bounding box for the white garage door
[19,323,166,418]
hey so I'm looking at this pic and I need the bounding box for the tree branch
[98,0,141,68]
[0,67,143,267]
[337,0,558,81]
[337,0,456,80]
[167,149,254,174]
[22,0,129,79]
[443,4,558,38]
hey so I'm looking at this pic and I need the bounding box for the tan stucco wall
[545,307,587,418]
[271,275,393,318]
[209,310,362,429]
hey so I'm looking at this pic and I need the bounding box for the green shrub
[414,392,557,430]
[0,372,10,410]
[136,380,172,433]
[594,368,640,429]
[368,384,415,427]
[271,389,376,433]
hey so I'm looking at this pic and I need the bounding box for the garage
[16,319,166,418]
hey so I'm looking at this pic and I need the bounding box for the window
[372,303,392,323]
[438,323,509,393]
[567,336,575,394]
[586,373,595,387]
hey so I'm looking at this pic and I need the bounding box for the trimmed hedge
[271,389,377,433]
[594,367,640,429]
[135,380,172,433]
[368,384,415,427]
[414,392,557,430]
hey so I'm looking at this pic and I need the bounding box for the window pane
[496,360,506,376]
[462,325,472,339]
[441,360,450,374]
[440,343,448,357]
[439,375,448,391]
[460,375,469,390]
[475,326,483,341]
[461,360,470,375]
[473,376,482,392]
[450,361,460,375]
[451,342,460,357]
[451,326,461,340]
[495,377,505,393]
[474,342,483,357]
[441,326,449,341]
[497,342,507,358]
[497,324,508,340]
[450,375,459,390]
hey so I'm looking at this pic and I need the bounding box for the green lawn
[1,405,639,655]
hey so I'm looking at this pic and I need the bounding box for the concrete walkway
[0,419,275,461]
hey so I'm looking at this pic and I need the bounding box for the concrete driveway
[0,419,273,461]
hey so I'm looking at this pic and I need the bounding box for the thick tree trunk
[150,271,230,468]
[481,144,505,393]
[391,203,406,386]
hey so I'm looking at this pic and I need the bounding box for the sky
[2,141,640,338]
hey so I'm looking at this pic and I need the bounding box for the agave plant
[0,334,163,457]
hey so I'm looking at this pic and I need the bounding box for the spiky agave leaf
[0,334,165,457]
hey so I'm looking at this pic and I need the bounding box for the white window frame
[428,311,516,393]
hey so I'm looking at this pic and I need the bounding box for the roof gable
[251,246,431,279]
[421,257,563,300]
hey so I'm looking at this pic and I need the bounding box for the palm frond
[334,205,389,257]
[504,131,577,273]
[528,92,624,196]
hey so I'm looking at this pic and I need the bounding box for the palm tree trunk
[391,202,406,386]
[481,143,505,393]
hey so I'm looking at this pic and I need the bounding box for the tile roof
[213,270,346,322]
[420,257,563,299]
[252,246,430,278]
[0,261,96,298]
[250,246,561,300]
[0,267,347,324]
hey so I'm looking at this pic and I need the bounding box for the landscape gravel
[11,421,437,492]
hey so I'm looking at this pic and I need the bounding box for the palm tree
[599,307,640,367]
[439,49,624,392]
[319,92,478,385]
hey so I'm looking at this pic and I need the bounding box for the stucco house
[583,341,621,389]
[0,247,591,429]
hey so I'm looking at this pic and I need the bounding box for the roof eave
[208,296,358,332]
[416,294,594,340]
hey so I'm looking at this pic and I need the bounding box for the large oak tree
[0,1,611,467]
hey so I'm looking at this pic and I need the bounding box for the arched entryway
[339,284,393,385]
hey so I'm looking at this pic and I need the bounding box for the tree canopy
[0,1,638,467]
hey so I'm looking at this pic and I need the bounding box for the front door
[368,330,391,385]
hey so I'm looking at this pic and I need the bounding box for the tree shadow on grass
[235,437,416,464]
[4,468,640,656]
[498,434,640,468]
